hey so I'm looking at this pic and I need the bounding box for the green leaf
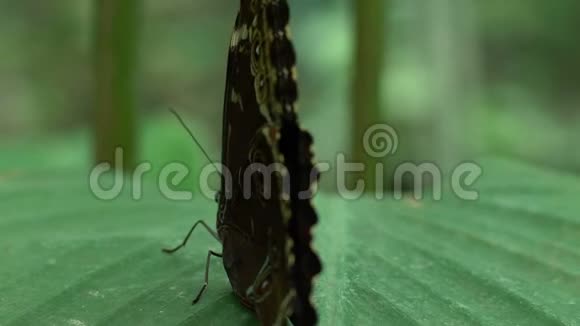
[0,158,579,325]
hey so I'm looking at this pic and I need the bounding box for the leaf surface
[0,158,579,325]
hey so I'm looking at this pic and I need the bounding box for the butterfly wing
[264,1,323,324]
[218,1,321,325]
[217,6,274,306]
[256,0,322,324]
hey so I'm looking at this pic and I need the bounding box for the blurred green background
[1,0,580,186]
[1,2,580,325]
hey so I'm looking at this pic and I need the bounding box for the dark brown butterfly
[164,0,321,325]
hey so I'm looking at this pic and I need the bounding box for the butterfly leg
[162,220,220,254]
[192,250,223,304]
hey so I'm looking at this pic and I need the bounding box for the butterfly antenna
[169,108,220,172]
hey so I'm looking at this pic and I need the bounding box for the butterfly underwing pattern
[165,0,321,325]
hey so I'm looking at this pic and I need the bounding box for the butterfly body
[167,1,321,325]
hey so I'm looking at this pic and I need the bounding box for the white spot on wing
[230,24,248,48]
[230,31,239,48]
[239,97,245,112]
[231,89,239,103]
[241,24,249,40]
[231,89,244,111]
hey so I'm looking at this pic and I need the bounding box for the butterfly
[164,1,322,325]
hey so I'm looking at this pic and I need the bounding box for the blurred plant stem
[93,0,141,171]
[349,0,386,191]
